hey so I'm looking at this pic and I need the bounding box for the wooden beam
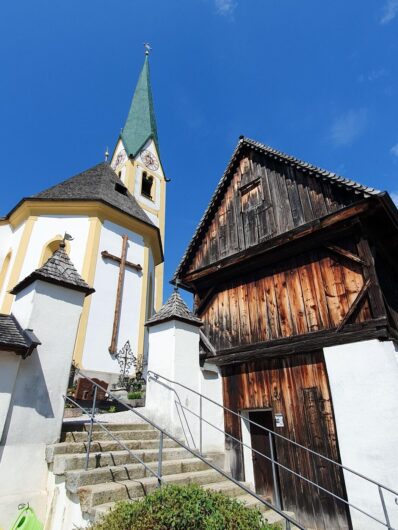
[357,236,386,319]
[206,318,388,366]
[101,250,142,271]
[324,243,366,266]
[181,201,371,285]
[199,329,217,356]
[109,235,128,354]
[196,286,216,315]
[336,279,371,332]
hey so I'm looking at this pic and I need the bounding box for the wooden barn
[174,137,398,530]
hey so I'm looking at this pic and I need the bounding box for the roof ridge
[242,137,380,196]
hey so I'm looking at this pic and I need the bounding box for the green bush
[89,484,281,530]
[127,391,143,400]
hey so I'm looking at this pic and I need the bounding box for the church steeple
[121,55,159,158]
[110,50,166,316]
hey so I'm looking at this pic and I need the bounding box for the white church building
[0,53,166,380]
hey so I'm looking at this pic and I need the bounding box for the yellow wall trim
[1,217,37,314]
[6,200,163,265]
[137,242,149,368]
[39,234,71,267]
[73,217,103,368]
[0,249,12,296]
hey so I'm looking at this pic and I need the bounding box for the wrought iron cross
[116,340,136,386]
[101,234,142,354]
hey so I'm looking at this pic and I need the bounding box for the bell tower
[110,49,166,310]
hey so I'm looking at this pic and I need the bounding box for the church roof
[173,136,382,281]
[11,244,94,296]
[0,313,41,357]
[121,56,159,158]
[29,162,154,227]
[145,289,203,327]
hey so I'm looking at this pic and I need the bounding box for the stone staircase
[46,421,290,527]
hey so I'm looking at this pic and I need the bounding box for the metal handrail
[63,394,162,481]
[148,370,398,530]
[176,402,390,528]
[148,370,398,496]
[67,370,305,530]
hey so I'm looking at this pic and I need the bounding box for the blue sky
[1,0,397,301]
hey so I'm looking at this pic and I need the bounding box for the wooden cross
[101,234,142,354]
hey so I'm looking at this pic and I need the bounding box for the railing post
[199,394,203,455]
[269,432,282,510]
[85,385,97,471]
[379,486,392,530]
[157,431,164,488]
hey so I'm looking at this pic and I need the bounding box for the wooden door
[223,352,351,530]
[249,410,278,502]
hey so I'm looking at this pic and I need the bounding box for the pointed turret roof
[121,56,159,158]
[11,244,94,296]
[145,289,203,327]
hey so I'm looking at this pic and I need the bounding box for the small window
[141,172,154,200]
[115,182,128,195]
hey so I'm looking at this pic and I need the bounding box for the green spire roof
[121,56,159,158]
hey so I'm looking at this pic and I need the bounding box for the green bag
[10,505,43,530]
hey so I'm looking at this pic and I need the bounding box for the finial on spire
[174,278,181,292]
[104,147,109,161]
[61,232,74,249]
[143,42,152,56]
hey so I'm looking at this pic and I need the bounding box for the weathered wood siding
[222,352,350,530]
[199,241,371,350]
[188,151,356,274]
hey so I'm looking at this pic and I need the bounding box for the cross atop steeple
[143,42,152,56]
[120,54,159,158]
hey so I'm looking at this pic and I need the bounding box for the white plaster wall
[240,412,255,490]
[145,321,200,449]
[19,215,90,281]
[82,221,145,374]
[0,280,85,529]
[324,339,398,530]
[0,221,25,304]
[199,363,225,452]
[0,351,21,441]
[145,321,224,453]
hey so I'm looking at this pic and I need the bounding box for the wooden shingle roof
[0,314,40,357]
[145,289,202,327]
[11,244,94,296]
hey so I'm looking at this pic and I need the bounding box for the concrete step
[62,429,160,442]
[50,447,193,475]
[79,468,229,514]
[235,493,272,513]
[46,437,179,460]
[204,480,251,498]
[66,457,215,493]
[63,422,154,433]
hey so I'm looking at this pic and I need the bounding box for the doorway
[241,409,280,503]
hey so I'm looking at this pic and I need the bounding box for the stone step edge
[46,439,180,459]
[80,469,232,512]
[65,457,215,493]
[62,429,161,441]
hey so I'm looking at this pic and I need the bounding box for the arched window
[0,250,12,294]
[39,235,70,266]
[141,172,154,200]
